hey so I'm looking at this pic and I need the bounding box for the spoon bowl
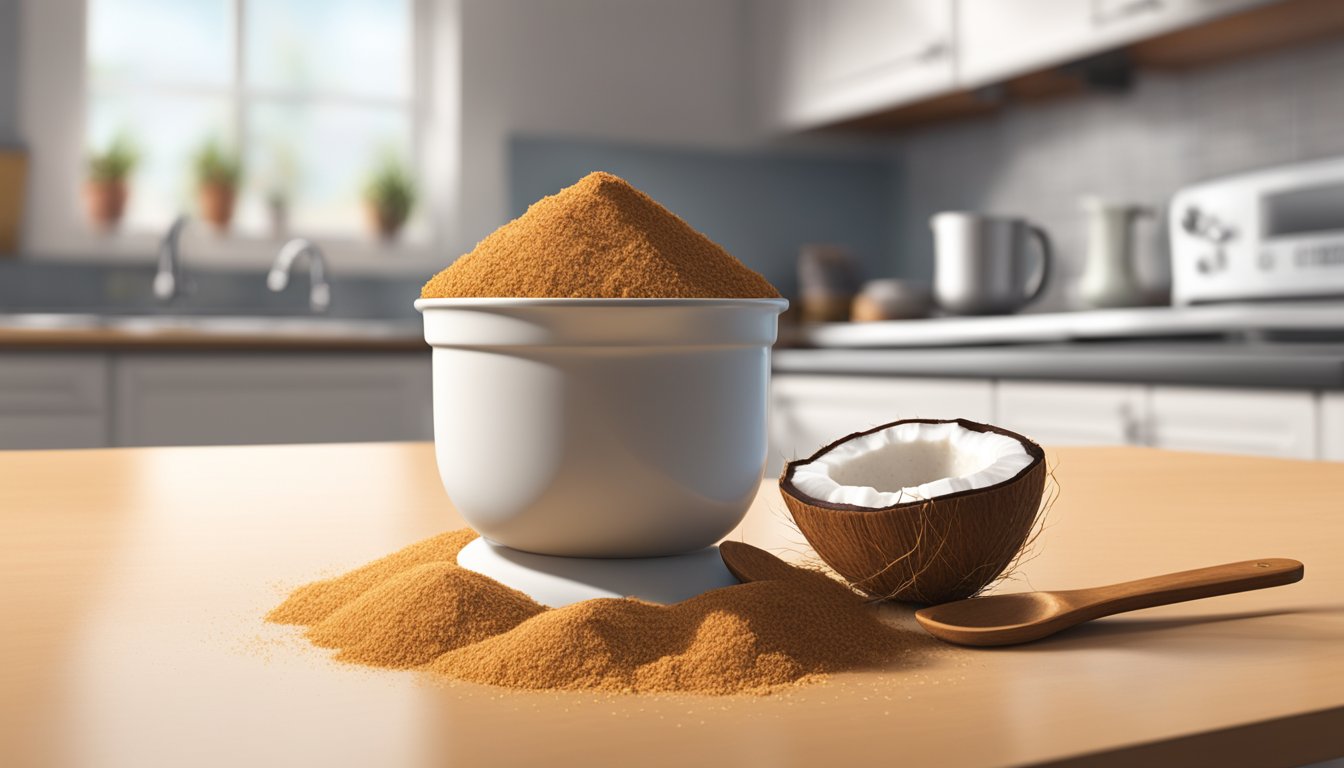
[915,558,1304,647]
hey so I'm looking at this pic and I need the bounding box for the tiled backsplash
[893,36,1344,310]
[510,137,897,299]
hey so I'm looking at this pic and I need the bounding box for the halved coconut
[780,418,1046,605]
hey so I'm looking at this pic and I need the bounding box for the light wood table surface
[2,443,1341,767]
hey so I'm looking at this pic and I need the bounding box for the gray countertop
[796,302,1344,348]
[773,342,1344,390]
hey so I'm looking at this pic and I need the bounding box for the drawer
[1148,386,1317,460]
[0,354,111,449]
[996,381,1147,447]
[0,353,109,413]
[113,353,432,447]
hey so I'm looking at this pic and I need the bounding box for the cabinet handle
[1118,402,1145,445]
[1093,0,1164,26]
[916,40,949,63]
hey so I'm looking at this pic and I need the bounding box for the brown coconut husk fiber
[781,418,1048,605]
[268,531,931,695]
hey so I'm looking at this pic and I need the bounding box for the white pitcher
[1078,197,1152,309]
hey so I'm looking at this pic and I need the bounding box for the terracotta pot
[198,182,236,233]
[84,179,128,232]
[364,201,408,241]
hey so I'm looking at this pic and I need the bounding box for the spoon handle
[1076,558,1304,618]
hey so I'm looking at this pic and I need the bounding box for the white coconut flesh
[790,421,1035,509]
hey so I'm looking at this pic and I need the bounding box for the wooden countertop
[2,443,1341,767]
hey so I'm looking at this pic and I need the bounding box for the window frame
[20,0,451,276]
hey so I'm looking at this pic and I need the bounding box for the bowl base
[457,538,739,608]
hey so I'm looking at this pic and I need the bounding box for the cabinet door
[770,375,993,472]
[1321,393,1344,462]
[761,0,955,130]
[996,381,1147,447]
[0,353,110,449]
[113,353,432,447]
[1149,386,1317,460]
[957,0,1260,87]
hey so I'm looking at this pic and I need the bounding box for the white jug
[1079,197,1152,309]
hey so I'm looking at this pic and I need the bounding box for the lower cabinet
[1324,394,1344,462]
[996,381,1147,447]
[769,375,994,473]
[0,353,111,449]
[113,353,433,447]
[773,374,1339,462]
[1148,386,1318,460]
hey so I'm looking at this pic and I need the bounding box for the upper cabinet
[754,0,1285,132]
[958,0,1271,87]
[756,0,956,131]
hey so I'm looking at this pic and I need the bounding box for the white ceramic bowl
[416,297,788,558]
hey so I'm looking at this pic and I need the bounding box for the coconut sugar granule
[420,172,780,300]
[268,530,929,696]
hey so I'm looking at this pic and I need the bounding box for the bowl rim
[415,297,789,311]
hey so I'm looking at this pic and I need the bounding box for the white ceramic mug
[930,212,1052,315]
[416,297,788,558]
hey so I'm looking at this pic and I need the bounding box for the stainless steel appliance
[930,212,1052,315]
[1171,156,1344,305]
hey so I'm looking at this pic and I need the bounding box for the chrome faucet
[153,215,190,303]
[268,238,331,313]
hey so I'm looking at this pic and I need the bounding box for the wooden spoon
[915,558,1304,647]
[719,540,804,583]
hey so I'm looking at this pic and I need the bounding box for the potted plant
[363,152,416,241]
[192,138,242,233]
[84,133,139,231]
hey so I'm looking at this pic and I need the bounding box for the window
[86,0,418,240]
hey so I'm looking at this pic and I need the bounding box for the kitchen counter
[0,313,426,350]
[2,443,1341,767]
[774,342,1344,389]
[795,302,1344,349]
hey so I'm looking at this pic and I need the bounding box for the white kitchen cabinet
[1148,386,1317,460]
[957,0,1273,88]
[769,374,993,472]
[0,353,110,449]
[996,381,1147,447]
[1321,393,1344,461]
[112,353,432,448]
[756,0,955,130]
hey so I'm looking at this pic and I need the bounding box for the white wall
[453,0,754,254]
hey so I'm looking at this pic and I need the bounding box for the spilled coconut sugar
[268,530,927,695]
[420,172,780,299]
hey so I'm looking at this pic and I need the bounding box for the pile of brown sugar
[420,172,781,299]
[268,530,927,695]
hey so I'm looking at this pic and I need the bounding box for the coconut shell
[780,418,1046,605]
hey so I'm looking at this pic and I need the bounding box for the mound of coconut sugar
[268,529,927,695]
[420,172,781,299]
